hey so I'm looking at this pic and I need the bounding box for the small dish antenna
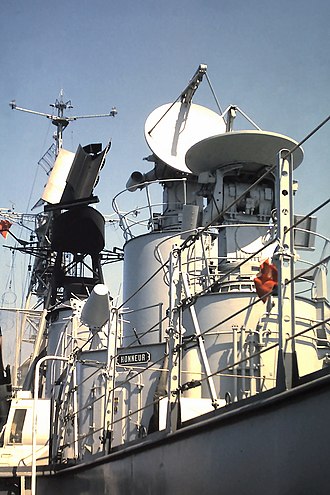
[145,102,226,174]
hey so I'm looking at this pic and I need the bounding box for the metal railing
[112,178,189,240]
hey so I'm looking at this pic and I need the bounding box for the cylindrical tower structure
[122,232,179,346]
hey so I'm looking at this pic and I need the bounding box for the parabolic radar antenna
[145,102,226,174]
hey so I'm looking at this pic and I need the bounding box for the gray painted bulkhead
[35,370,330,495]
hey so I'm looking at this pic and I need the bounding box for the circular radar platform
[185,130,304,174]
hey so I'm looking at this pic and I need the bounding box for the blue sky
[0,0,329,310]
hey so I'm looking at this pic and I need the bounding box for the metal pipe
[183,178,187,206]
[32,355,69,495]
[14,310,21,388]
[145,185,154,230]
[181,273,218,407]
[233,325,238,401]
[72,365,79,459]
[106,309,119,453]
[240,326,246,398]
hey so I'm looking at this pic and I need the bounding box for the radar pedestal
[41,142,110,304]
[137,102,227,231]
[185,130,304,227]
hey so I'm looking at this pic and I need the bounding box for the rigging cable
[205,72,224,115]
[179,113,330,245]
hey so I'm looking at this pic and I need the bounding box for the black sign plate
[117,351,151,366]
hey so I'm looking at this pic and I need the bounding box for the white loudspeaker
[80,284,110,330]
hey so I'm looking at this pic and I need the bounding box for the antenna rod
[10,93,117,155]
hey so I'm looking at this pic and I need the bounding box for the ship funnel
[80,284,110,330]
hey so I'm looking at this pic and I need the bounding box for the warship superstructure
[0,66,329,494]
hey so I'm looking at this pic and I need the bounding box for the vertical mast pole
[166,247,182,432]
[275,149,297,389]
[50,91,72,155]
